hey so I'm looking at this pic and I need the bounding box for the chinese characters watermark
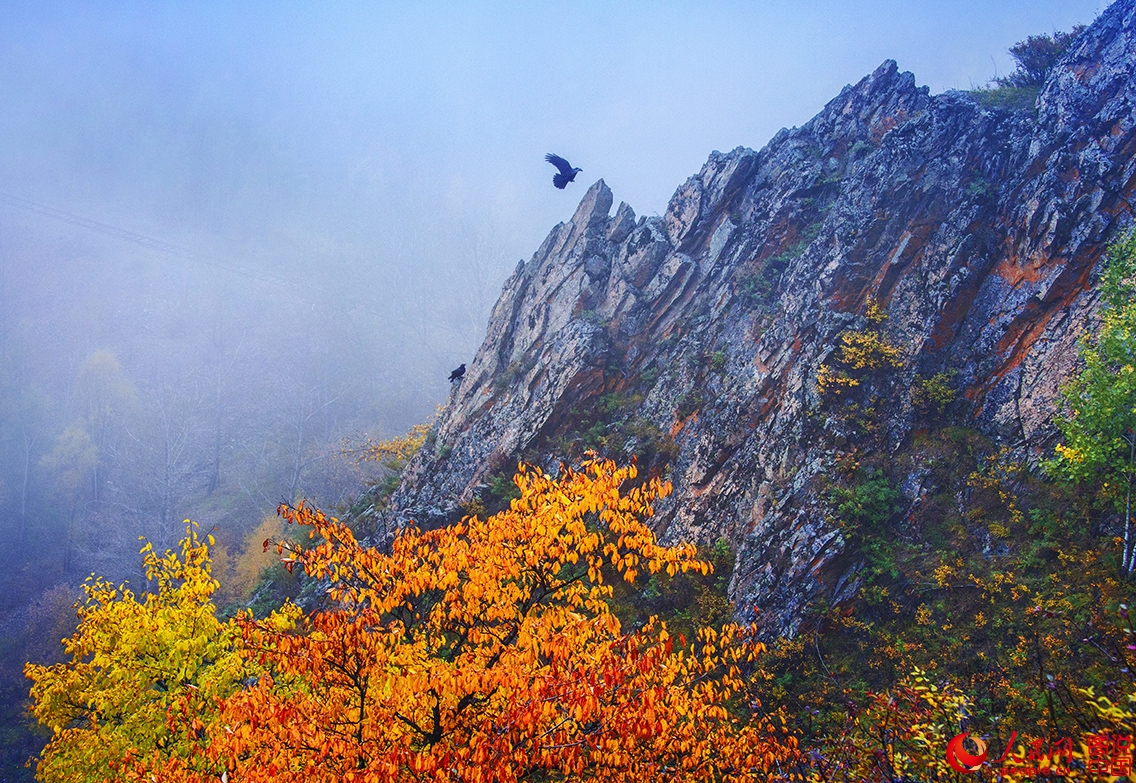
[946,731,1133,778]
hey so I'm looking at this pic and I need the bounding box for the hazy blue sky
[2,2,1106,225]
[0,0,1108,384]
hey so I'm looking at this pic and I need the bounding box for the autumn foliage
[24,527,251,782]
[27,458,797,782]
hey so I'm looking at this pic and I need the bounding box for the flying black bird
[545,153,582,189]
[448,363,466,383]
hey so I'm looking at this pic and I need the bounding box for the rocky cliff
[376,0,1136,637]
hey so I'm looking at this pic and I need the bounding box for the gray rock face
[381,0,1136,637]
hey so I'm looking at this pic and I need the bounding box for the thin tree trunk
[20,423,33,546]
[1124,491,1131,574]
[1126,480,1133,576]
[208,395,222,495]
[1126,434,1134,576]
[162,426,171,545]
[291,418,304,501]
[64,504,77,574]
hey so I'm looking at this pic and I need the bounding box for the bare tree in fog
[13,392,45,546]
[72,351,136,506]
[38,427,95,574]
[112,379,212,552]
[206,313,247,496]
[0,346,48,547]
[283,380,344,502]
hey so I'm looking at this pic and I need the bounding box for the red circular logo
[947,733,988,773]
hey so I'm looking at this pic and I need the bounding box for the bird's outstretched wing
[545,153,573,176]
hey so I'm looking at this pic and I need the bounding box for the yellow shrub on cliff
[817,300,904,395]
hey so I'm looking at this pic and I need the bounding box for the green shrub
[971,85,1040,110]
[487,471,522,505]
[965,178,993,198]
[912,371,957,418]
[831,468,902,578]
[676,390,705,419]
[968,25,1084,110]
[997,26,1085,88]
[597,391,644,416]
[735,223,821,308]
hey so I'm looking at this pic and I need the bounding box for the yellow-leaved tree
[25,525,254,782]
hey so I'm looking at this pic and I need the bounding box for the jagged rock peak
[572,179,614,233]
[811,60,931,138]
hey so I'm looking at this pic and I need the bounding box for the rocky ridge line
[377,0,1136,637]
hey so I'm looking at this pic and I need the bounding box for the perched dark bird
[448,363,466,383]
[545,153,582,189]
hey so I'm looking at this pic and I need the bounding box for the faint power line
[0,191,295,288]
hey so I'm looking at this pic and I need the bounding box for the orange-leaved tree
[161,457,797,782]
